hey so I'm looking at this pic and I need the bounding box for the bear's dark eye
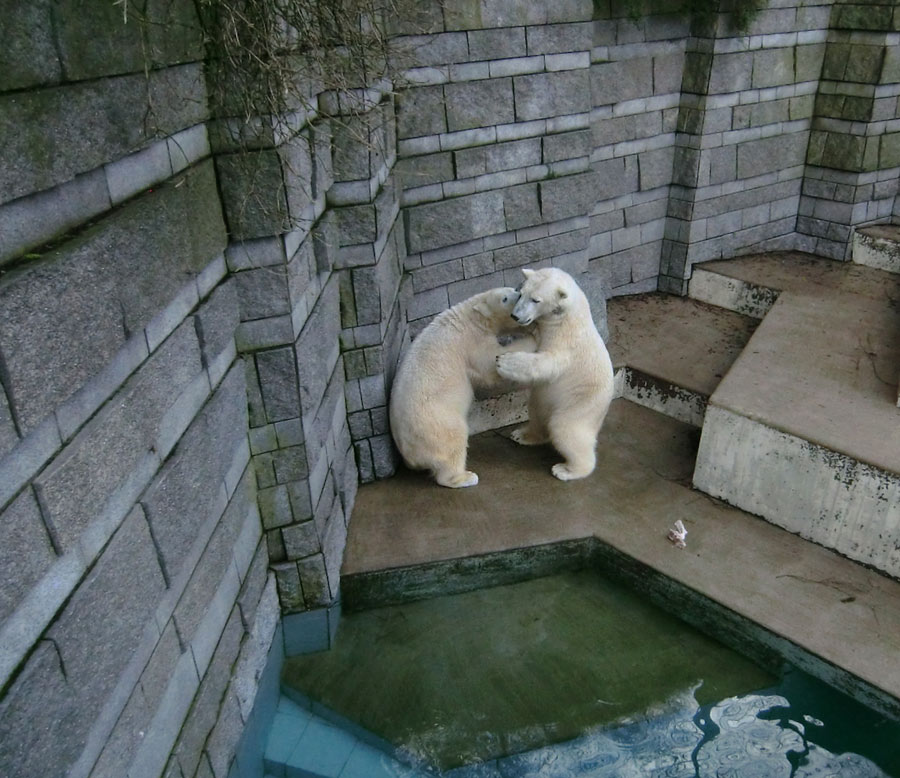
[531,297,540,304]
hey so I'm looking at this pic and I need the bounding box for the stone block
[653,52,684,96]
[709,52,753,94]
[396,85,447,139]
[0,66,206,206]
[539,172,597,222]
[467,27,526,60]
[234,265,291,322]
[204,688,244,778]
[455,137,542,178]
[174,481,249,646]
[515,69,590,121]
[680,51,712,95]
[0,168,111,269]
[34,320,202,551]
[0,640,82,778]
[395,152,454,190]
[144,0,205,67]
[0,0,61,91]
[257,483,292,529]
[797,43,826,84]
[91,680,153,778]
[54,0,144,80]
[195,279,239,364]
[0,386,17,461]
[336,203,377,246]
[283,520,320,560]
[737,132,807,179]
[394,32,469,67]
[708,145,737,186]
[297,553,331,608]
[639,147,674,191]
[591,58,653,106]
[0,487,56,623]
[833,3,893,32]
[445,78,515,131]
[0,160,224,434]
[542,129,591,164]
[255,347,302,424]
[237,543,269,627]
[216,150,290,240]
[494,227,589,270]
[529,22,592,57]
[172,608,244,778]
[406,190,505,252]
[503,183,543,230]
[47,505,165,729]
[752,48,795,89]
[295,277,342,417]
[411,258,466,292]
[141,365,247,582]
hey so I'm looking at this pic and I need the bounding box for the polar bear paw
[510,427,548,446]
[437,470,479,488]
[496,352,532,383]
[551,463,591,481]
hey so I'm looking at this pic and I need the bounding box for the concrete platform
[689,253,900,577]
[342,400,900,719]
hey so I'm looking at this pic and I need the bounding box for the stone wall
[1,0,898,777]
[0,2,276,777]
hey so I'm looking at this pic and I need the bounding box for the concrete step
[853,223,900,275]
[687,253,900,578]
[606,293,758,426]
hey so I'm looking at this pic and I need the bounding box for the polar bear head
[471,286,522,327]
[509,268,583,327]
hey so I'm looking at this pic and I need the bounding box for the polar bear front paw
[496,352,532,383]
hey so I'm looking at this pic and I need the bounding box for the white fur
[389,288,535,488]
[496,268,614,481]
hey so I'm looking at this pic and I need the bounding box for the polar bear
[389,287,535,488]
[496,268,614,481]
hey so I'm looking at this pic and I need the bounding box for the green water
[283,570,777,770]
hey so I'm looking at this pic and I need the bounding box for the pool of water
[281,570,900,776]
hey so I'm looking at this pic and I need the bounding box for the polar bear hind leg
[547,418,597,480]
[509,390,550,445]
[431,417,479,488]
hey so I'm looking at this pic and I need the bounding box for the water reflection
[439,683,893,778]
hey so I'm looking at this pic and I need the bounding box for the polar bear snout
[510,298,535,326]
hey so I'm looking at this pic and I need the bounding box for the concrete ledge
[853,223,900,274]
[695,404,900,576]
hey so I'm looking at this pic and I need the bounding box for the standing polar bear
[496,268,614,481]
[390,288,535,488]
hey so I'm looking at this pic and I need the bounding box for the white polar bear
[496,267,614,481]
[389,287,535,488]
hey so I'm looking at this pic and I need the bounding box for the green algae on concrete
[282,570,775,771]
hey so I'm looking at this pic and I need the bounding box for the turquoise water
[267,669,900,777]
[273,571,900,777]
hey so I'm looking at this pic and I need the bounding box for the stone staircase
[688,241,900,580]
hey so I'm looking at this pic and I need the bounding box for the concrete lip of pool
[269,400,900,777]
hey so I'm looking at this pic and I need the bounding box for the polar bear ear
[521,268,535,278]
[473,300,492,318]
